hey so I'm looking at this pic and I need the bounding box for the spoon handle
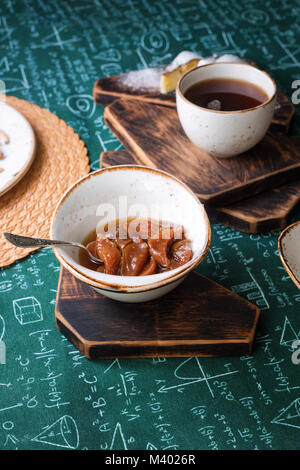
[2,232,82,249]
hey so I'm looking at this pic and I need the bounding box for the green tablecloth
[0,0,299,451]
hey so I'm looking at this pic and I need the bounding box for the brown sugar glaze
[79,218,193,276]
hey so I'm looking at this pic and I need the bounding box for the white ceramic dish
[278,221,300,290]
[0,102,36,196]
[176,62,277,158]
[50,165,211,303]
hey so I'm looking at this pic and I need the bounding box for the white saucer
[278,221,300,289]
[0,102,36,196]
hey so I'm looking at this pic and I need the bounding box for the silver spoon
[2,232,103,265]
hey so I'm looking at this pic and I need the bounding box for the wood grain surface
[271,90,295,133]
[55,268,261,359]
[207,181,300,233]
[103,99,300,206]
[100,150,300,234]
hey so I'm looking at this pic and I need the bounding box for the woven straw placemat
[0,95,90,268]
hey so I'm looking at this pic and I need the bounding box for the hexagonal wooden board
[103,100,300,206]
[55,268,260,359]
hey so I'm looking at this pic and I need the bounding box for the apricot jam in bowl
[50,166,211,303]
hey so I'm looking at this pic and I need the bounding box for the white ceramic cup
[50,166,211,303]
[176,62,277,158]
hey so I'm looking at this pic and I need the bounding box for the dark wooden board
[103,99,300,206]
[207,182,300,233]
[100,150,300,234]
[93,71,175,107]
[93,69,295,133]
[100,149,134,168]
[55,268,261,359]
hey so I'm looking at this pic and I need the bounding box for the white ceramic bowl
[50,165,211,303]
[278,221,300,290]
[176,62,277,158]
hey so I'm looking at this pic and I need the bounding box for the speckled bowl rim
[278,220,300,290]
[50,165,212,293]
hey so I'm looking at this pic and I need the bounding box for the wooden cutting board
[104,99,300,206]
[93,70,173,107]
[94,73,294,133]
[55,267,260,359]
[100,150,300,234]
